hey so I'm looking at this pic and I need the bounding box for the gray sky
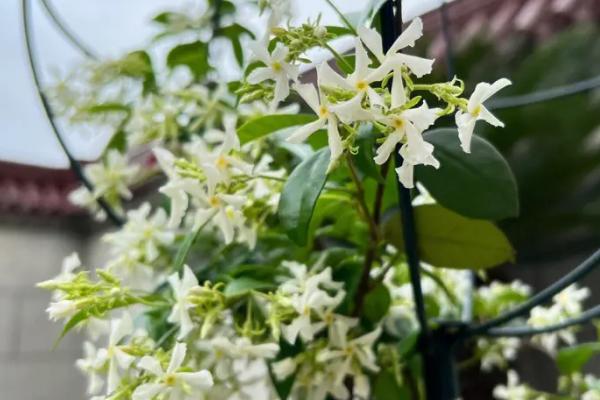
[0,0,443,169]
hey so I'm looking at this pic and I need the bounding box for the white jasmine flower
[493,370,529,400]
[46,299,78,321]
[455,78,511,153]
[287,82,344,171]
[46,252,81,300]
[553,284,590,315]
[358,18,433,107]
[105,250,155,291]
[282,285,344,344]
[247,42,298,105]
[197,336,279,380]
[528,305,575,353]
[104,202,175,263]
[318,323,381,373]
[317,40,392,123]
[192,163,250,245]
[87,149,139,200]
[154,148,200,228]
[279,262,343,295]
[263,0,291,29]
[76,341,105,395]
[95,314,136,394]
[271,357,297,381]
[477,337,520,371]
[373,101,441,188]
[317,324,381,399]
[185,116,252,182]
[168,265,200,340]
[133,343,213,400]
[68,186,106,220]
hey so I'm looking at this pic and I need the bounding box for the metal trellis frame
[382,0,600,399]
[21,0,124,226]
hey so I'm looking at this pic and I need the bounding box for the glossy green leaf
[238,114,317,144]
[557,343,600,374]
[167,41,211,79]
[224,277,274,298]
[373,370,410,400]
[383,204,515,269]
[363,284,391,323]
[416,129,519,220]
[278,148,330,246]
[332,260,363,314]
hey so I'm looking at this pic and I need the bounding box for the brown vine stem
[348,154,390,317]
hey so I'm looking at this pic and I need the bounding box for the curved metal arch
[39,0,98,59]
[21,0,124,226]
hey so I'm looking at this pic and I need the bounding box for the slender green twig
[323,43,353,72]
[324,0,358,36]
[419,267,459,308]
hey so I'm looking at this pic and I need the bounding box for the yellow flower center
[272,61,283,72]
[318,105,329,118]
[355,80,368,91]
[209,196,221,208]
[164,374,177,386]
[471,104,482,117]
[344,345,355,357]
[392,117,404,129]
[225,206,235,219]
[215,155,229,169]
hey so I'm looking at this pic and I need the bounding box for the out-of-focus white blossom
[133,342,213,400]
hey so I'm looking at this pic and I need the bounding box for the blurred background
[0,0,599,398]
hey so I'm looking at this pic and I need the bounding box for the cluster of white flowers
[528,284,590,353]
[245,16,511,187]
[152,116,284,248]
[268,261,381,399]
[69,150,139,219]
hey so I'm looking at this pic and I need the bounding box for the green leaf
[383,204,515,269]
[224,277,274,298]
[373,370,410,400]
[121,51,156,94]
[173,228,203,272]
[84,102,130,115]
[105,129,126,153]
[167,41,211,79]
[557,343,600,375]
[216,23,254,66]
[416,129,519,220]
[363,284,391,323]
[54,310,89,348]
[332,260,363,314]
[324,25,354,38]
[278,148,330,246]
[238,114,317,144]
[398,331,420,358]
